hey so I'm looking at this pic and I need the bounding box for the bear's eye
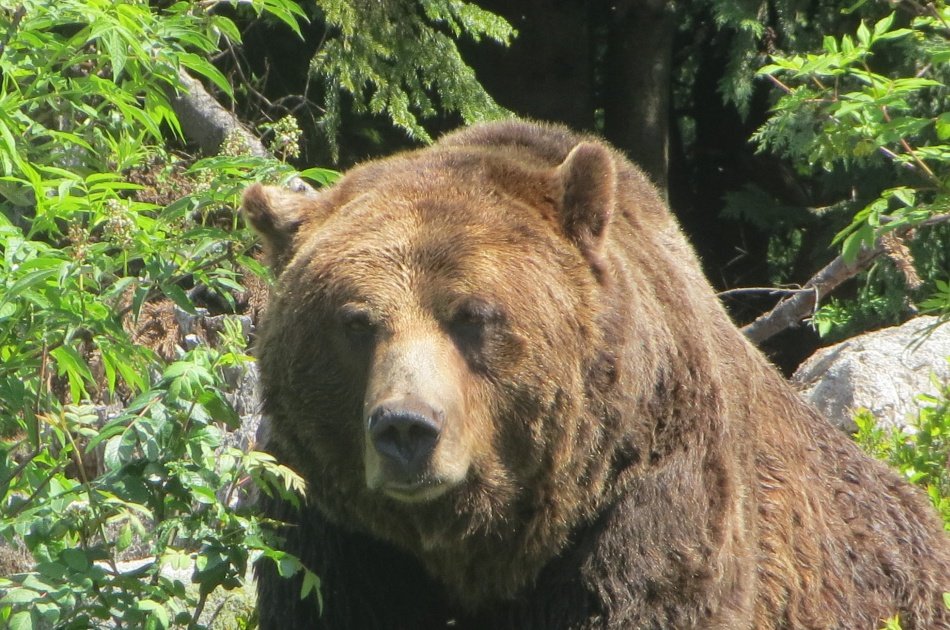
[448,299,503,338]
[337,304,376,339]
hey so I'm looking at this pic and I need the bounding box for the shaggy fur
[245,121,950,629]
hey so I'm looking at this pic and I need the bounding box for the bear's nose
[367,401,443,473]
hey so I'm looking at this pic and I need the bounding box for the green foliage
[704,0,767,119]
[700,0,863,120]
[0,349,310,628]
[722,184,812,285]
[313,0,515,152]
[0,0,319,627]
[751,2,950,336]
[854,375,950,527]
[922,276,950,319]
[854,373,950,629]
[0,0,298,432]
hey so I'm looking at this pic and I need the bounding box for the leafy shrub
[0,343,312,629]
[854,374,950,528]
[0,1,315,627]
[752,5,950,337]
[853,367,950,629]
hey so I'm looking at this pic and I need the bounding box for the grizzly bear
[243,120,950,629]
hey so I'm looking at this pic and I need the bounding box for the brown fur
[246,120,950,629]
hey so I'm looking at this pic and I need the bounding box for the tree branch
[168,70,314,193]
[740,213,950,344]
[717,287,810,298]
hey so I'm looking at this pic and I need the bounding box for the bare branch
[717,287,809,298]
[739,213,950,344]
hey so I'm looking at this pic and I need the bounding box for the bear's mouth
[376,474,461,503]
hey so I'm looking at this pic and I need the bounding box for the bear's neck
[411,486,601,610]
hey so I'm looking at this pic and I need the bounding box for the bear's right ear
[242,183,313,273]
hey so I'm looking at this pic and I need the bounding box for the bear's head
[242,123,725,604]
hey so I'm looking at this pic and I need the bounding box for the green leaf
[189,485,217,505]
[179,52,234,99]
[136,600,169,629]
[116,522,133,553]
[857,21,871,46]
[936,113,950,141]
[212,15,242,44]
[276,553,301,578]
[161,283,196,315]
[0,267,58,311]
[237,254,272,281]
[874,28,912,41]
[61,548,89,572]
[840,35,854,54]
[888,187,915,208]
[822,35,838,55]
[100,30,129,82]
[260,0,308,38]
[8,610,32,630]
[197,390,240,429]
[50,345,94,402]
[0,587,39,606]
[872,13,894,38]
[161,549,192,573]
[300,568,322,611]
[841,223,873,264]
[298,167,341,186]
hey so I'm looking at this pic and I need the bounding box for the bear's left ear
[555,141,616,259]
[242,183,315,273]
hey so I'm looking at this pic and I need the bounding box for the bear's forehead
[332,149,560,223]
[303,180,561,267]
[283,183,577,314]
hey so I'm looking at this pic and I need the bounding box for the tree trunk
[460,0,596,132]
[602,1,674,192]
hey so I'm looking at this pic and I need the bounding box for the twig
[4,461,67,519]
[0,446,38,495]
[880,105,939,184]
[34,341,48,443]
[220,41,276,112]
[717,286,810,298]
[764,73,793,94]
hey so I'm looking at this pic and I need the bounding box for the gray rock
[174,305,210,336]
[793,316,950,432]
[223,360,263,453]
[105,557,257,629]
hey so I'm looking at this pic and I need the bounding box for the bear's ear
[242,183,313,273]
[555,141,616,257]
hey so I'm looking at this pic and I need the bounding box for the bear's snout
[367,399,444,477]
[362,333,473,502]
